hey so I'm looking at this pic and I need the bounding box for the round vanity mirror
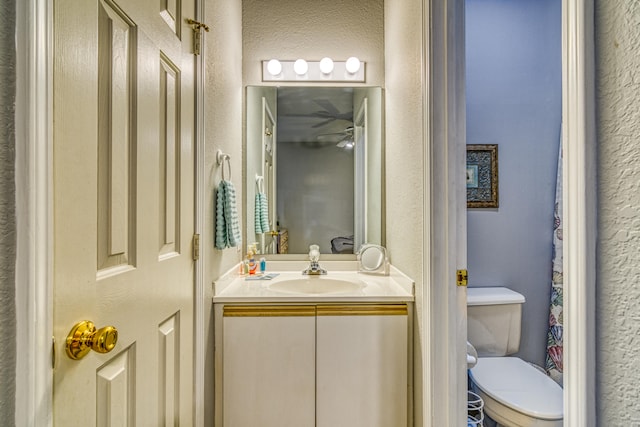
[359,245,387,272]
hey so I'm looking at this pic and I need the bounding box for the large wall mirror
[246,86,384,256]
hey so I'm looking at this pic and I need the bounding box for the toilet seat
[469,357,563,421]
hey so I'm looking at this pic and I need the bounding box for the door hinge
[192,233,200,261]
[456,269,468,287]
[186,18,210,56]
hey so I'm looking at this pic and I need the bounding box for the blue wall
[466,0,561,367]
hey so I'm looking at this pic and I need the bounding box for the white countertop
[213,261,414,303]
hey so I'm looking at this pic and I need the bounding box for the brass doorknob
[65,320,118,360]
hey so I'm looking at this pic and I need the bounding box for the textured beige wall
[203,2,243,272]
[243,0,419,266]
[242,1,425,423]
[384,0,423,315]
[242,0,384,87]
[203,0,243,424]
[14,0,638,425]
[384,0,424,424]
[596,1,640,425]
[0,1,629,425]
[0,0,16,422]
[241,0,386,254]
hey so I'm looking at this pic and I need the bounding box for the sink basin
[269,277,365,295]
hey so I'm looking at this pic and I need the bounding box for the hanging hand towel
[215,180,242,249]
[254,192,270,234]
[254,193,264,234]
[260,192,270,233]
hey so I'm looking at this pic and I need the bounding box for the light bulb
[319,57,334,74]
[293,59,308,75]
[267,59,282,76]
[345,56,361,74]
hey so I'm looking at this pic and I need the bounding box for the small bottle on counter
[246,244,258,275]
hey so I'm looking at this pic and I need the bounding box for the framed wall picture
[466,144,499,208]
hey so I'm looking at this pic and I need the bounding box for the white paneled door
[53,0,196,425]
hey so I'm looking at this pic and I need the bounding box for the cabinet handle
[223,304,408,317]
[317,304,407,316]
[224,305,316,317]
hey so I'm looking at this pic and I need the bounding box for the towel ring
[255,174,264,193]
[217,150,231,181]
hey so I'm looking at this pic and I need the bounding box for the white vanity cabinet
[221,305,317,427]
[315,304,408,427]
[215,303,409,427]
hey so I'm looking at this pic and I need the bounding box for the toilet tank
[467,287,525,357]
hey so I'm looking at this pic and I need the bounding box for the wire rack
[467,391,485,427]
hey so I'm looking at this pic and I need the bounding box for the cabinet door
[222,305,316,427]
[316,304,408,427]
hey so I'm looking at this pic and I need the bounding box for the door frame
[194,0,206,424]
[259,97,276,253]
[353,97,367,251]
[422,0,467,424]
[423,0,596,426]
[15,0,53,425]
[560,1,597,425]
[15,0,207,425]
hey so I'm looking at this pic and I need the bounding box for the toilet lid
[469,357,563,420]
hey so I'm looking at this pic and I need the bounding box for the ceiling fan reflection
[281,99,354,128]
[317,126,354,148]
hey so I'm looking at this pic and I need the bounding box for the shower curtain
[546,139,564,385]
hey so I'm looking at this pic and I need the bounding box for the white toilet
[467,287,563,427]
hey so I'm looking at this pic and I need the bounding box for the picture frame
[466,144,499,208]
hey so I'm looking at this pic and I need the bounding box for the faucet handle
[308,244,320,262]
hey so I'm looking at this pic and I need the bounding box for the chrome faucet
[303,244,327,275]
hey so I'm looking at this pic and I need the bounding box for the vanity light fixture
[293,59,309,76]
[262,57,365,82]
[345,56,361,74]
[337,137,355,149]
[319,57,334,74]
[266,59,282,76]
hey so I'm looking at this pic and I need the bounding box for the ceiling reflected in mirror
[277,87,354,148]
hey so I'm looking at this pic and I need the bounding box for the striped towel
[254,193,263,234]
[254,192,270,234]
[215,180,241,249]
[260,193,270,232]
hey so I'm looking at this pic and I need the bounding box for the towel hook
[217,150,231,181]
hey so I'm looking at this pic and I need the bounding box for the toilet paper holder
[467,341,478,369]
